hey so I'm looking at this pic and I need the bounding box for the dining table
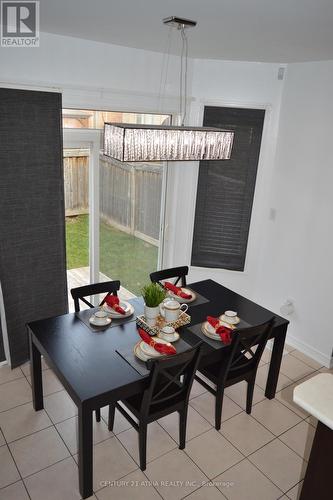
[27,278,289,498]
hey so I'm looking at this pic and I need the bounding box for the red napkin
[138,328,177,355]
[105,295,126,315]
[206,316,232,344]
[164,282,192,299]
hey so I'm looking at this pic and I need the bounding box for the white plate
[89,315,112,327]
[205,320,234,335]
[140,337,170,358]
[166,288,196,303]
[202,323,222,341]
[157,331,180,343]
[202,322,221,339]
[103,301,134,318]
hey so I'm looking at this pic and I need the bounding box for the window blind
[191,106,265,271]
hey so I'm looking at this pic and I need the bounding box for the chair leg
[215,388,224,431]
[95,408,101,422]
[139,423,147,471]
[246,378,255,414]
[108,403,116,431]
[179,409,188,450]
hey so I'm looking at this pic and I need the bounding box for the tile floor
[0,346,331,500]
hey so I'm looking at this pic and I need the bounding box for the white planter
[144,305,159,326]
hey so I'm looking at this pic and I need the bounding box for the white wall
[0,31,185,112]
[169,58,285,298]
[253,61,333,366]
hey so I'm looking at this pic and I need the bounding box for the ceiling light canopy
[103,17,234,162]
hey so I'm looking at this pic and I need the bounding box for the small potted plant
[141,282,166,324]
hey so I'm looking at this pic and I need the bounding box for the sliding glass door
[63,109,170,306]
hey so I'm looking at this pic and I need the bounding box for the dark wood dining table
[27,279,289,498]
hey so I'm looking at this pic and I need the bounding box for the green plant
[141,282,166,307]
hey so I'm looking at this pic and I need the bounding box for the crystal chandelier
[103,17,234,162]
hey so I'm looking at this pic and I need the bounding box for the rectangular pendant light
[104,123,234,162]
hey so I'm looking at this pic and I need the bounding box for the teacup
[223,310,238,324]
[160,325,176,340]
[93,310,109,324]
[159,299,188,323]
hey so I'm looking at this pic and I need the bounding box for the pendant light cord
[180,26,188,126]
[158,26,172,116]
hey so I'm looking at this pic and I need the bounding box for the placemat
[188,318,251,349]
[116,337,194,376]
[76,297,144,333]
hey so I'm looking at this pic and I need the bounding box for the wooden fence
[63,152,162,245]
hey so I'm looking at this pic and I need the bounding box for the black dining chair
[70,280,120,313]
[150,266,189,288]
[70,280,121,421]
[195,318,275,430]
[107,343,202,470]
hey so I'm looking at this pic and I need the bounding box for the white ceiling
[41,0,333,63]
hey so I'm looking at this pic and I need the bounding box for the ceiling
[41,0,333,63]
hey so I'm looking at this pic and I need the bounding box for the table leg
[29,331,43,410]
[78,404,93,499]
[265,324,287,399]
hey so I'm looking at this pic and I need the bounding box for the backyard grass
[65,215,158,296]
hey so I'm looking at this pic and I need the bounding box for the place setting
[116,327,191,376]
[162,281,209,306]
[76,295,136,332]
[189,310,249,348]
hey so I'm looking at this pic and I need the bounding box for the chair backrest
[141,343,201,417]
[219,317,275,383]
[70,280,120,312]
[150,266,189,288]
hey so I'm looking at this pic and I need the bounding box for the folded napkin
[206,316,232,344]
[105,295,126,315]
[138,328,177,356]
[164,282,192,299]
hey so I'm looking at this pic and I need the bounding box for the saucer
[220,314,240,325]
[157,331,180,343]
[89,315,112,327]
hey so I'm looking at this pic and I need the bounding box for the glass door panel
[99,157,164,297]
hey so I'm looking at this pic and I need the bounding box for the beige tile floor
[0,346,331,500]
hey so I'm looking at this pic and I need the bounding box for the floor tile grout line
[288,351,324,371]
[284,479,303,498]
[4,437,33,499]
[21,454,75,482]
[246,448,304,495]
[276,433,310,464]
[2,422,55,446]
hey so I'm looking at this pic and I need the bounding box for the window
[191,106,265,271]
[62,109,170,129]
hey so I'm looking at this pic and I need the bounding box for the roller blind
[0,88,68,367]
[191,106,265,271]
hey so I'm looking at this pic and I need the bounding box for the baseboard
[286,333,332,369]
[0,360,8,367]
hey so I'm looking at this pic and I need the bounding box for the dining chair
[70,280,120,313]
[70,280,120,421]
[107,343,202,470]
[195,318,275,430]
[150,266,189,288]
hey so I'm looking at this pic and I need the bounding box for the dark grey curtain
[0,88,68,368]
